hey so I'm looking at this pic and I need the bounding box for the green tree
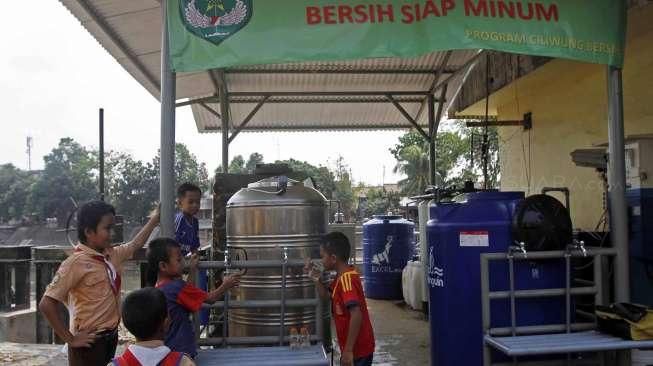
[332,156,356,221]
[0,164,38,222]
[390,124,499,195]
[228,155,246,174]
[245,152,264,173]
[462,122,500,189]
[104,151,158,221]
[363,187,401,217]
[276,158,337,199]
[392,143,430,196]
[214,153,261,175]
[154,143,210,193]
[30,138,98,224]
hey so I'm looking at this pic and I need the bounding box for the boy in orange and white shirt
[39,200,159,366]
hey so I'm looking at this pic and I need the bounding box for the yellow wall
[459,4,653,230]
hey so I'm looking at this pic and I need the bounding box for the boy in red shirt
[306,232,375,366]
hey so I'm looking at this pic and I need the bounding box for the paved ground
[366,299,430,366]
[0,299,430,366]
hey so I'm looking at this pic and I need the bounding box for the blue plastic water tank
[427,192,567,366]
[363,215,415,300]
[628,188,653,306]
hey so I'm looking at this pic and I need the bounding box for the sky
[0,1,413,186]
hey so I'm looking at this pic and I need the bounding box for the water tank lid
[247,176,300,189]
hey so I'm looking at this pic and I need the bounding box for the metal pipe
[428,93,436,186]
[481,256,492,366]
[488,286,597,300]
[607,66,630,303]
[315,282,324,343]
[99,108,105,201]
[488,323,596,336]
[159,0,176,237]
[565,253,572,333]
[202,298,318,309]
[481,249,617,261]
[198,335,321,346]
[594,255,605,306]
[218,70,229,173]
[279,247,288,346]
[193,266,201,344]
[508,256,516,336]
[222,249,230,347]
[198,259,309,269]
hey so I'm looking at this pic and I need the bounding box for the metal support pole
[222,249,230,347]
[218,70,230,173]
[481,256,492,366]
[607,66,629,303]
[160,1,176,237]
[428,94,437,186]
[608,65,631,366]
[565,253,571,333]
[315,284,324,344]
[279,247,288,346]
[508,256,517,336]
[99,108,105,201]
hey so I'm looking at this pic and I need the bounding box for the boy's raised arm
[116,206,160,260]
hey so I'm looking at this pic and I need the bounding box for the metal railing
[0,246,32,312]
[193,247,324,348]
[480,247,617,365]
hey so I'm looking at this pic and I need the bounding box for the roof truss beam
[386,94,429,140]
[222,67,458,75]
[203,123,427,132]
[228,96,268,143]
[177,91,439,107]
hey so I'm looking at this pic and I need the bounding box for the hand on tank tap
[188,253,200,272]
[221,273,241,289]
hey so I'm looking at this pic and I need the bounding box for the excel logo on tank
[181,0,252,45]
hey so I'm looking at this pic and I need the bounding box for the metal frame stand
[192,253,324,347]
[481,248,619,366]
[160,0,176,237]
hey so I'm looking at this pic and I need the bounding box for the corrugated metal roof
[58,0,481,133]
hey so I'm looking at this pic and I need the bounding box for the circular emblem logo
[180,0,253,45]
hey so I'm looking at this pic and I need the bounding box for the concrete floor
[365,299,430,366]
[0,299,430,366]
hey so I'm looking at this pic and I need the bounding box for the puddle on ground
[331,335,402,365]
[372,336,402,365]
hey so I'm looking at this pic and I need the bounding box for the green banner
[168,0,627,72]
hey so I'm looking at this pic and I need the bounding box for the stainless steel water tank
[226,176,328,338]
